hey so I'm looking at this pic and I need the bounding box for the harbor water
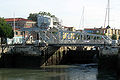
[0,63,117,80]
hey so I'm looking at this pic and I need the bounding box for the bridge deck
[48,43,110,46]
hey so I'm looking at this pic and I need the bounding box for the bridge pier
[1,44,119,68]
[0,45,100,68]
[98,46,118,69]
[117,48,120,75]
[42,46,69,66]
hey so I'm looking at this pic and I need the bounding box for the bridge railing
[43,30,112,45]
[20,28,112,45]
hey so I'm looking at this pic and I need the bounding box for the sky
[1,0,120,29]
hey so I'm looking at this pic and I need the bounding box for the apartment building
[5,18,36,44]
[64,26,76,31]
[106,29,120,40]
[84,27,120,40]
[62,26,76,40]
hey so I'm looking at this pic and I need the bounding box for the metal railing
[20,28,112,46]
[39,30,112,45]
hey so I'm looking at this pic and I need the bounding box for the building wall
[105,28,112,37]
[105,29,120,40]
[37,15,62,30]
[62,27,76,40]
[84,30,94,33]
[5,18,36,44]
[5,18,36,28]
[84,28,120,40]
[37,15,52,29]
[64,27,76,31]
[62,32,75,40]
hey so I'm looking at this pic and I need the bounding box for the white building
[37,15,62,30]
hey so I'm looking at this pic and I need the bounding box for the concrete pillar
[84,46,86,50]
[58,51,61,62]
[51,55,53,65]
[56,52,58,64]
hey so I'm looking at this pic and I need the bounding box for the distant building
[5,18,36,44]
[84,27,120,40]
[85,28,106,35]
[106,28,120,40]
[84,28,96,34]
[5,18,36,28]
[76,29,83,32]
[64,26,76,31]
[62,26,76,40]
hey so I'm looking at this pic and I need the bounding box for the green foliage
[28,11,56,22]
[28,13,38,22]
[95,33,106,35]
[38,11,55,17]
[0,18,14,38]
[111,34,117,40]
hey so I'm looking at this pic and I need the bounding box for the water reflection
[66,64,97,80]
[0,63,117,80]
[97,69,117,80]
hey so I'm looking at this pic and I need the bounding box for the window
[32,24,34,26]
[111,30,113,34]
[108,30,110,34]
[115,30,117,34]
[96,30,99,33]
[16,32,18,35]
[20,32,23,35]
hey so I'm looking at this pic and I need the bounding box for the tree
[111,34,117,40]
[27,11,56,22]
[0,18,14,52]
[28,13,38,22]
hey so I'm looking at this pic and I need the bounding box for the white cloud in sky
[1,0,120,29]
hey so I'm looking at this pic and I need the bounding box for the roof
[84,28,107,31]
[12,27,20,30]
[76,29,83,31]
[5,18,35,22]
[64,26,74,28]
[95,28,107,30]
[84,28,96,30]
